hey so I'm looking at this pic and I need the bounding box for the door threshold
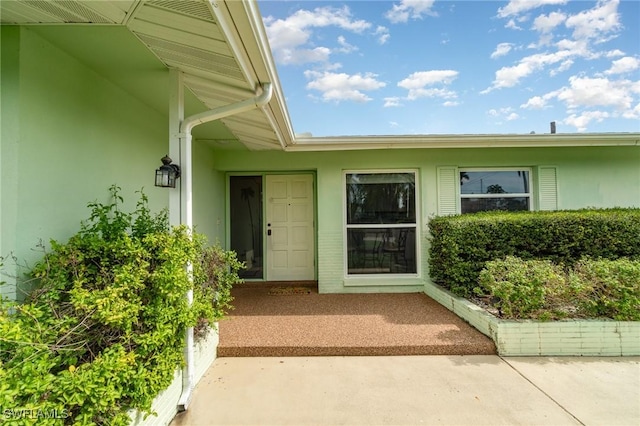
[236,280,317,289]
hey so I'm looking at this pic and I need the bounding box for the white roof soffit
[0,0,290,151]
[0,0,135,24]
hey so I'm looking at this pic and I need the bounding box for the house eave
[216,0,294,149]
[0,0,291,151]
[285,133,640,151]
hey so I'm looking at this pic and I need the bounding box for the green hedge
[428,208,640,296]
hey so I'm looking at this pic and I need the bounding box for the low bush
[476,256,567,319]
[570,258,640,321]
[429,208,640,296]
[0,186,242,425]
[475,256,640,321]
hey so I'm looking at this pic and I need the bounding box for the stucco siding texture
[218,284,496,356]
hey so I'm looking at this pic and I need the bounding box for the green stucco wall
[1,27,21,300]
[0,27,221,299]
[213,146,640,293]
[192,141,226,247]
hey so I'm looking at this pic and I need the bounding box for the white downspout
[177,82,272,411]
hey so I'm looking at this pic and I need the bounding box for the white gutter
[177,82,272,411]
[212,0,293,149]
[286,133,640,151]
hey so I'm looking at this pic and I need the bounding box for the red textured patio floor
[217,284,496,357]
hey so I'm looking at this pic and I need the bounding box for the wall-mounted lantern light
[154,155,181,188]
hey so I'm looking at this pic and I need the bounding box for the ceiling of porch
[0,0,292,151]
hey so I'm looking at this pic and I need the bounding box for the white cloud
[505,19,523,30]
[488,107,519,121]
[398,70,458,88]
[374,26,390,44]
[324,62,343,72]
[483,26,623,93]
[550,59,574,76]
[556,76,640,111]
[565,0,621,42]
[529,11,565,46]
[263,6,371,65]
[466,0,635,113]
[562,111,610,132]
[483,50,574,92]
[384,97,403,107]
[491,43,514,59]
[304,70,386,103]
[398,70,459,100]
[407,87,457,100]
[443,101,459,107]
[528,33,554,48]
[605,49,625,58]
[497,0,567,18]
[486,107,520,124]
[385,0,437,24]
[605,57,640,75]
[523,75,640,130]
[532,11,566,33]
[521,95,550,109]
[484,62,536,92]
[622,103,640,120]
[336,36,357,54]
[276,47,332,65]
[398,70,458,100]
[498,0,622,55]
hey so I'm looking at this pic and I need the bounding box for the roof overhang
[0,0,294,151]
[2,0,639,152]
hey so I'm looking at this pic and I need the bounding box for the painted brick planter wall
[129,327,219,426]
[425,282,640,356]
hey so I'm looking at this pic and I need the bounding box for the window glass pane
[346,173,416,224]
[461,197,530,214]
[460,171,529,195]
[347,228,416,274]
[230,176,263,279]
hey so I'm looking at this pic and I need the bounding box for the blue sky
[257,0,640,136]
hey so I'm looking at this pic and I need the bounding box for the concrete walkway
[171,355,639,426]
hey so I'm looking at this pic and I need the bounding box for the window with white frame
[345,171,418,275]
[459,169,532,214]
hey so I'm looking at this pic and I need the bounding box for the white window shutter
[538,166,558,211]
[437,166,459,215]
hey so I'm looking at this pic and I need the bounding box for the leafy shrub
[476,256,640,321]
[476,256,567,319]
[429,208,640,296]
[192,245,242,340]
[570,258,640,321]
[0,186,242,425]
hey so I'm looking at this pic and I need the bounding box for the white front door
[266,174,315,281]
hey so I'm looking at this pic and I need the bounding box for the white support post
[169,69,184,226]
